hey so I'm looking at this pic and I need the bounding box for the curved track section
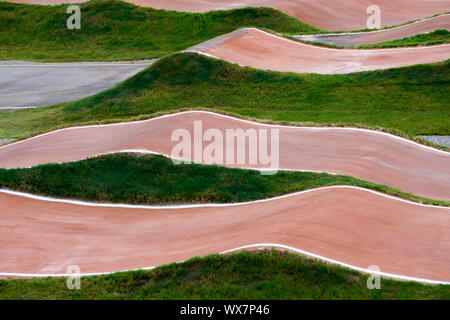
[0,62,152,109]
[187,28,450,74]
[294,14,450,46]
[0,187,449,282]
[124,0,450,31]
[0,111,449,200]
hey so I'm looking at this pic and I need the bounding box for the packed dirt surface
[8,0,450,31]
[294,14,450,46]
[1,187,448,282]
[1,111,449,201]
[187,28,450,74]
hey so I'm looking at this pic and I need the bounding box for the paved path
[1,111,448,201]
[9,0,450,30]
[122,0,450,31]
[0,61,153,109]
[294,14,450,46]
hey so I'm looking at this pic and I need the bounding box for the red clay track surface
[1,111,449,201]
[8,0,450,31]
[294,14,450,46]
[1,187,449,282]
[188,28,450,74]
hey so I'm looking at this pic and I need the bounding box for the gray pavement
[0,60,155,109]
[0,139,13,145]
[418,136,450,148]
[293,33,365,47]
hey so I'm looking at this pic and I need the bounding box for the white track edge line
[1,184,448,210]
[0,110,448,155]
[1,243,448,285]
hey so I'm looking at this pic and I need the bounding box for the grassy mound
[0,52,449,140]
[0,0,320,62]
[359,29,450,48]
[0,153,448,206]
[1,249,449,299]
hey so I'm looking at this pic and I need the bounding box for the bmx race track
[1,0,449,286]
[8,0,450,30]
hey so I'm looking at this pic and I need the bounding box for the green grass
[0,0,320,62]
[359,29,450,48]
[0,52,449,141]
[1,1,446,62]
[1,153,448,206]
[1,250,449,299]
